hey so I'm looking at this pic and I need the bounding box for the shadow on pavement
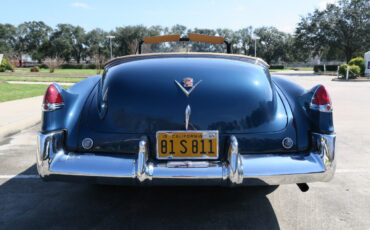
[0,165,280,230]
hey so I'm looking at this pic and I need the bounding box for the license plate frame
[156,130,219,160]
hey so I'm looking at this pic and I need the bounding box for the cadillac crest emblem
[183,78,193,87]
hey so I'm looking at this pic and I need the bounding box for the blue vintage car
[36,34,335,191]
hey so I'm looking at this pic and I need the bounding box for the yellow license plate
[156,131,219,159]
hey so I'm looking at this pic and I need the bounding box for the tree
[85,28,110,70]
[295,0,370,63]
[47,24,86,63]
[71,26,86,63]
[47,24,74,62]
[254,27,289,64]
[216,28,239,53]
[0,24,17,58]
[169,24,187,36]
[235,27,253,55]
[85,28,109,59]
[113,25,160,56]
[284,33,308,62]
[14,21,52,63]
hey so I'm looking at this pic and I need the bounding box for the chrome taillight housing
[42,84,64,112]
[310,85,332,112]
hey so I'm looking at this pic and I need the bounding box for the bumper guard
[36,131,335,186]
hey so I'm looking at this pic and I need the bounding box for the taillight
[42,84,64,111]
[310,85,332,112]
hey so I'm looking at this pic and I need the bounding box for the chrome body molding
[174,80,202,97]
[136,138,154,182]
[310,103,333,113]
[36,131,336,186]
[41,102,64,112]
[185,105,191,130]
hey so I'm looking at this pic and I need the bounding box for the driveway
[0,72,369,230]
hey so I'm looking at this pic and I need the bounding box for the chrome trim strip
[136,137,153,182]
[36,131,336,186]
[174,80,202,97]
[227,135,243,184]
[310,103,333,113]
[42,103,64,112]
[166,161,210,168]
[185,105,191,130]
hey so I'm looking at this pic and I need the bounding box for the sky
[0,0,336,34]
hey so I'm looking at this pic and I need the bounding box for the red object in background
[9,59,24,67]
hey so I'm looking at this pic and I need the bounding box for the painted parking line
[0,168,369,180]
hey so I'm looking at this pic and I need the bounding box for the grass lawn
[269,69,284,72]
[0,75,86,83]
[0,82,70,102]
[16,68,98,74]
[0,68,100,78]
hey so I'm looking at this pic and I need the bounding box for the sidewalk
[0,96,42,139]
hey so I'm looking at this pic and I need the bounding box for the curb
[0,116,40,139]
[332,78,370,82]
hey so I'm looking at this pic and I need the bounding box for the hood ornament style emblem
[175,78,202,97]
[185,105,191,130]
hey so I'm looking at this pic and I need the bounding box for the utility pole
[253,36,260,57]
[106,35,115,59]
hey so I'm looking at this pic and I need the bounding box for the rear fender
[41,76,101,150]
[272,76,310,151]
[272,76,334,137]
[299,85,334,134]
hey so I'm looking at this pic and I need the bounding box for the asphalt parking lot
[0,72,369,230]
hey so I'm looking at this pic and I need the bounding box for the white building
[365,51,370,76]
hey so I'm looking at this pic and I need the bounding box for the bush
[313,65,339,72]
[86,63,96,69]
[60,63,83,69]
[37,63,49,69]
[30,66,40,72]
[348,57,365,76]
[338,64,361,79]
[0,58,15,72]
[269,65,284,69]
[60,63,98,69]
[313,65,322,72]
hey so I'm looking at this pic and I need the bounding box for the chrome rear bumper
[36,131,335,186]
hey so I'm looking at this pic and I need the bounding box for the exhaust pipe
[297,183,309,192]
